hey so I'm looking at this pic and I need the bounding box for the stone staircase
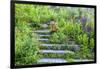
[33,23,93,63]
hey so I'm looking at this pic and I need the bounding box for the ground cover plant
[15,4,95,65]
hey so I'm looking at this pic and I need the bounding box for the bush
[15,4,40,65]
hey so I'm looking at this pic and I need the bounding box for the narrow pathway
[33,23,93,63]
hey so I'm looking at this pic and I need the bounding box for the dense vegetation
[15,4,95,65]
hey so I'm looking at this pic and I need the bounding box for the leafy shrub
[15,4,40,65]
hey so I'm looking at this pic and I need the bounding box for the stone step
[37,38,49,42]
[39,50,74,54]
[41,44,64,47]
[41,44,79,47]
[34,30,50,33]
[37,58,67,63]
[73,59,94,62]
[38,34,50,37]
[41,24,49,28]
[40,44,80,51]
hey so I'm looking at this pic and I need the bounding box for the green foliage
[15,24,40,65]
[76,33,94,59]
[15,4,40,65]
[50,31,66,43]
[15,4,95,64]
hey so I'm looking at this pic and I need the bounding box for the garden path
[33,23,93,63]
